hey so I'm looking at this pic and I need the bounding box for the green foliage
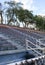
[0,1,45,31]
[17,9,33,27]
[34,15,45,30]
[5,1,23,25]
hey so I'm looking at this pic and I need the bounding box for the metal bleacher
[0,25,45,65]
[0,26,45,54]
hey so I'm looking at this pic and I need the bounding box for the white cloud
[13,0,34,10]
[36,9,45,16]
[13,0,19,2]
[37,13,45,16]
[21,0,33,9]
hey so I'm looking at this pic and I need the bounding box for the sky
[0,0,45,16]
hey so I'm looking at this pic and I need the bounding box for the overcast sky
[0,0,45,16]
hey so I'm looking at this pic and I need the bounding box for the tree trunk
[25,22,27,28]
[1,13,3,24]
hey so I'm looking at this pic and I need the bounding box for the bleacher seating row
[9,55,45,65]
[0,25,45,56]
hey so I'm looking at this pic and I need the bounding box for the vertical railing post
[25,39,28,52]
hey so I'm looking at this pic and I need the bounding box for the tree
[18,9,33,27]
[0,3,3,24]
[34,15,43,30]
[5,1,23,25]
[42,16,45,30]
